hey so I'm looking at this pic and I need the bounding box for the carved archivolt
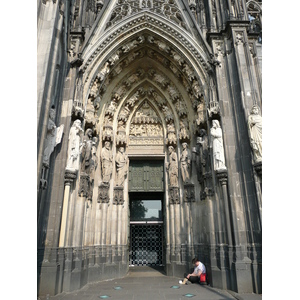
[73,14,219,158]
[86,33,205,106]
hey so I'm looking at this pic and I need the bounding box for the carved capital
[78,173,90,197]
[183,183,195,203]
[64,170,77,185]
[113,186,124,205]
[169,186,180,204]
[98,183,110,203]
[216,169,228,185]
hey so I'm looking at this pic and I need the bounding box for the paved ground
[38,267,262,300]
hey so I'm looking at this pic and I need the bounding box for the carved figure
[113,85,127,100]
[43,108,64,165]
[162,105,173,122]
[115,147,128,186]
[90,137,98,178]
[97,62,110,82]
[166,146,178,187]
[150,70,169,87]
[101,141,113,183]
[90,79,99,99]
[180,142,191,183]
[210,120,226,170]
[176,100,187,117]
[109,51,120,65]
[167,84,179,101]
[80,128,93,173]
[170,50,184,66]
[66,119,84,172]
[196,101,206,125]
[154,39,170,53]
[192,81,202,99]
[248,105,262,162]
[127,91,140,107]
[182,63,195,81]
[118,106,131,121]
[106,99,117,116]
[179,119,189,140]
[198,129,209,167]
[85,98,96,125]
[122,40,138,53]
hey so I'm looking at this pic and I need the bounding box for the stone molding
[215,169,228,186]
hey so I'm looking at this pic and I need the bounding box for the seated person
[179,257,206,284]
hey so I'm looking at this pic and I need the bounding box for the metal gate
[130,224,163,266]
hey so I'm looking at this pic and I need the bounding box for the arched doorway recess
[67,10,220,277]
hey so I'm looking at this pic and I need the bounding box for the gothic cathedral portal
[37,0,262,297]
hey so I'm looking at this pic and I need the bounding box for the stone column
[169,198,175,258]
[72,174,89,247]
[100,202,109,246]
[216,169,233,246]
[59,170,77,247]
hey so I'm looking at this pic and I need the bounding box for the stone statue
[101,141,113,183]
[97,62,110,82]
[180,142,191,183]
[210,120,226,170]
[80,128,93,173]
[90,137,98,178]
[198,129,209,168]
[179,119,189,140]
[166,146,178,187]
[248,105,262,162]
[115,146,128,187]
[196,100,206,125]
[43,107,64,165]
[66,119,84,172]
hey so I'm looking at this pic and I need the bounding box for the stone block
[38,262,59,296]
[233,258,253,293]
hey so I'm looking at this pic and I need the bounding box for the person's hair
[192,257,199,264]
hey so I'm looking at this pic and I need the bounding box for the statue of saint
[66,119,83,172]
[198,129,209,168]
[80,128,93,173]
[115,147,128,187]
[166,146,178,187]
[101,141,113,183]
[180,142,191,183]
[43,107,64,165]
[210,120,226,171]
[248,105,262,162]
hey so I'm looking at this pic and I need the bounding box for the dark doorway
[129,191,164,267]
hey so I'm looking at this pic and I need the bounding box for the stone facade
[37,0,262,297]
